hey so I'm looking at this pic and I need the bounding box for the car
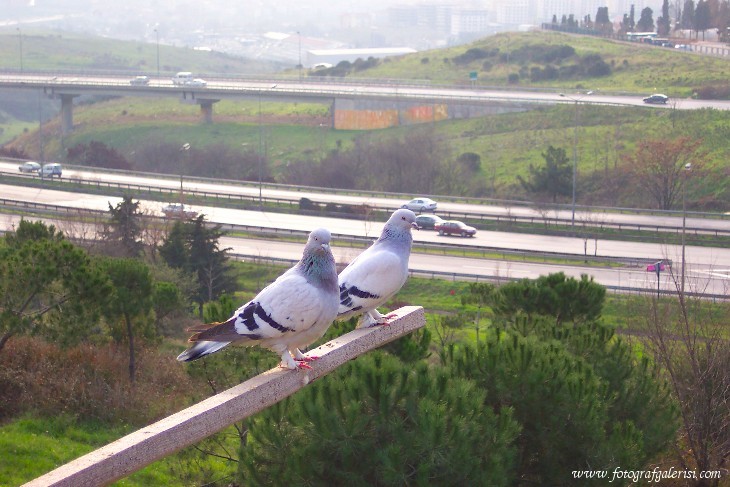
[401,197,437,213]
[643,94,669,104]
[646,262,669,273]
[434,220,477,237]
[172,71,194,85]
[162,203,198,219]
[41,163,62,178]
[18,161,41,173]
[184,78,207,88]
[415,214,444,230]
[129,76,150,86]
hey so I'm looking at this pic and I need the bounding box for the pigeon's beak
[411,222,419,230]
[321,243,330,251]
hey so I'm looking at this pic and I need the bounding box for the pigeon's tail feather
[177,340,231,362]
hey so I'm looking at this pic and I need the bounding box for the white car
[18,161,41,173]
[184,78,207,88]
[129,76,150,86]
[401,197,438,213]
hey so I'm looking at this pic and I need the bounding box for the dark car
[434,220,477,237]
[415,214,444,230]
[643,94,669,104]
[162,203,198,219]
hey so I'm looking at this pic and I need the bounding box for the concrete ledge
[24,306,426,487]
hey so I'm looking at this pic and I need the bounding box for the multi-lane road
[4,72,730,111]
[1,163,728,296]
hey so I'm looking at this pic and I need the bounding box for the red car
[434,220,477,237]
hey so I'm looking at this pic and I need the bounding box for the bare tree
[623,137,707,210]
[638,266,730,486]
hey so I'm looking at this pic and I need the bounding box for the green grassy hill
[347,30,730,97]
[0,28,281,75]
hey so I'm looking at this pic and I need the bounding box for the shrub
[0,337,194,425]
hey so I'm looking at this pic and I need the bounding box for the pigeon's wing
[338,248,406,317]
[234,271,331,339]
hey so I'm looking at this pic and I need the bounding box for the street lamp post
[258,92,263,208]
[154,28,160,77]
[681,162,692,295]
[180,143,190,204]
[17,28,23,73]
[297,31,302,81]
[559,92,592,228]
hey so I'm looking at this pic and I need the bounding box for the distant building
[306,47,417,68]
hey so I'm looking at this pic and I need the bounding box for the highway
[3,72,730,111]
[0,177,728,297]
[2,162,729,234]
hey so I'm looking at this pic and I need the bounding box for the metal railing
[3,168,728,239]
[0,197,675,268]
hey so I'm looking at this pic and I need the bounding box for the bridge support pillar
[199,99,219,123]
[60,94,79,135]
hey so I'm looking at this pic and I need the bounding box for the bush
[240,353,520,486]
[0,337,194,425]
[453,47,491,65]
[298,197,318,211]
[692,84,730,99]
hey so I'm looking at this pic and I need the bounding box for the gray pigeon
[338,208,417,328]
[177,228,339,370]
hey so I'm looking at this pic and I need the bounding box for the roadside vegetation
[1,207,728,486]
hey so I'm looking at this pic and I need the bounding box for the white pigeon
[177,228,339,370]
[338,208,417,328]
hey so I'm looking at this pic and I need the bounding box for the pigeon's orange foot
[378,313,398,325]
[295,360,314,370]
[298,355,320,362]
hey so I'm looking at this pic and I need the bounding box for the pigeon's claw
[296,360,314,370]
[299,355,319,362]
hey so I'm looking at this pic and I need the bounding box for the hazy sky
[4,0,667,53]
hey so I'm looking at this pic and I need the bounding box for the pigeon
[338,208,417,328]
[177,228,339,370]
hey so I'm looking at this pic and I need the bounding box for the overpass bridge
[3,71,729,134]
[0,71,609,134]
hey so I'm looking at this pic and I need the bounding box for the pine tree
[103,195,145,257]
[240,353,520,486]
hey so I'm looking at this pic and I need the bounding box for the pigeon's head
[307,227,333,254]
[388,208,418,231]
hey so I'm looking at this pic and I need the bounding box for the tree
[152,281,184,330]
[101,258,154,382]
[491,272,606,326]
[239,353,520,486]
[623,137,707,210]
[188,216,236,311]
[695,0,712,38]
[518,145,572,203]
[681,0,695,29]
[159,217,236,314]
[637,289,730,486]
[102,195,145,257]
[629,4,637,30]
[66,140,131,170]
[658,0,672,34]
[0,220,110,352]
[595,6,613,33]
[442,316,677,486]
[636,7,656,31]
